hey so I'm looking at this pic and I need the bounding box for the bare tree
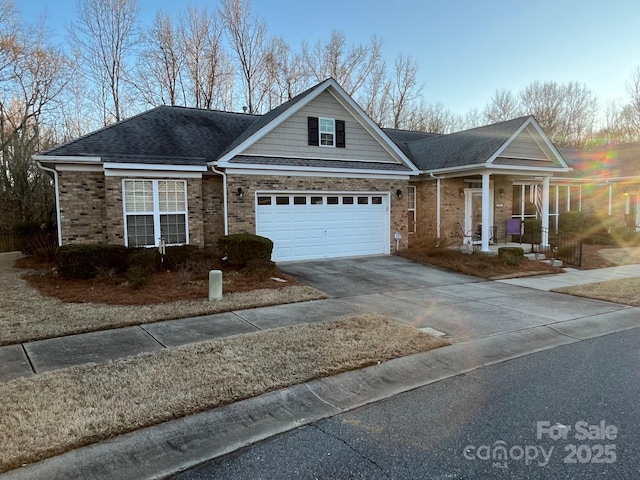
[68,0,140,124]
[136,11,185,107]
[302,30,384,98]
[264,37,308,109]
[220,0,268,113]
[179,5,234,110]
[624,66,640,134]
[519,80,597,147]
[388,54,423,129]
[0,0,71,226]
[483,89,522,123]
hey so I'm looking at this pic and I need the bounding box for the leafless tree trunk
[483,89,522,123]
[264,37,308,109]
[136,11,185,107]
[388,54,422,129]
[0,0,71,226]
[220,0,268,114]
[302,30,384,98]
[68,0,140,124]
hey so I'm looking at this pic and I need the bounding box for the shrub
[498,247,524,259]
[217,233,273,267]
[522,220,542,244]
[558,211,587,233]
[56,244,130,279]
[243,258,276,281]
[14,221,57,261]
[126,264,151,290]
[129,248,160,272]
[162,245,202,270]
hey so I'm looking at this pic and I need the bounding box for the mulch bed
[16,257,300,305]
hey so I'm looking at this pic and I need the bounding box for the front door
[464,188,494,241]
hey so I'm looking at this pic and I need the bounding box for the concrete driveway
[279,255,633,342]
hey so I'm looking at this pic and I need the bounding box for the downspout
[36,161,63,246]
[210,165,229,235]
[429,172,441,244]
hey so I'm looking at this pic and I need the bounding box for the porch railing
[538,227,583,268]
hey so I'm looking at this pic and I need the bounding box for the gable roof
[40,106,259,165]
[559,142,640,181]
[214,78,419,173]
[400,116,569,174]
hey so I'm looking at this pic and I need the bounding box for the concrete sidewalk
[3,257,640,479]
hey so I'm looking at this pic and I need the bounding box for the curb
[4,310,640,480]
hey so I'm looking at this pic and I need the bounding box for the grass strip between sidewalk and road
[552,277,640,306]
[0,314,449,474]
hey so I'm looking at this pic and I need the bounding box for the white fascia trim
[103,162,207,172]
[486,119,530,165]
[422,163,571,177]
[224,167,411,180]
[105,169,203,178]
[325,88,421,174]
[55,164,104,172]
[223,164,412,177]
[213,78,420,175]
[32,154,102,163]
[214,82,332,165]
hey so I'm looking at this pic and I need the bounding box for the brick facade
[58,170,108,244]
[225,174,410,252]
[410,175,515,247]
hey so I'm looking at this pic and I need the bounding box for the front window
[123,179,188,247]
[319,118,335,146]
[407,186,416,234]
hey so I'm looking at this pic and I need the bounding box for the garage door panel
[256,193,389,261]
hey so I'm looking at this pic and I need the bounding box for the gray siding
[243,90,399,163]
[500,124,555,161]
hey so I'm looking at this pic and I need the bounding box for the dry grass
[0,252,326,346]
[0,314,449,473]
[596,246,640,266]
[552,278,640,306]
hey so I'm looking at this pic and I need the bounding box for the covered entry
[255,192,390,261]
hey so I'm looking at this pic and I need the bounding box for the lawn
[552,278,640,306]
[0,314,448,474]
[0,252,326,346]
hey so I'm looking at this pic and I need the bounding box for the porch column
[541,176,550,246]
[481,173,490,252]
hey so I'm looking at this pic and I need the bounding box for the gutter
[210,165,229,235]
[35,160,63,246]
[429,172,442,243]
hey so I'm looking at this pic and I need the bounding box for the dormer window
[319,118,335,146]
[308,117,346,148]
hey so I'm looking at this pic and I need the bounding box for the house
[36,78,618,262]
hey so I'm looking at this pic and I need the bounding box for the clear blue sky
[19,0,640,115]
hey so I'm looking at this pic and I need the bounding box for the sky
[18,0,640,116]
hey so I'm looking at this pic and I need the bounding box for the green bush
[162,245,202,270]
[217,233,274,267]
[128,248,160,272]
[56,244,130,279]
[498,247,524,259]
[522,220,542,244]
[243,258,276,281]
[126,264,152,290]
[558,211,586,233]
[61,244,129,278]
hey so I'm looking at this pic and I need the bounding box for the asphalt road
[172,327,640,479]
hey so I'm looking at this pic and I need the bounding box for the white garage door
[255,192,389,262]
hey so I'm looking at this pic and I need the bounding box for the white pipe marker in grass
[209,270,222,301]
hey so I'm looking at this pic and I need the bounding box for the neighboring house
[35,78,635,262]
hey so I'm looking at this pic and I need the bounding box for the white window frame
[407,185,416,234]
[122,179,189,247]
[319,117,336,147]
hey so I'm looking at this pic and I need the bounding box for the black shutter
[308,117,319,146]
[336,120,346,148]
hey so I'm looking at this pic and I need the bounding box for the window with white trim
[123,179,188,247]
[319,118,335,146]
[407,185,416,234]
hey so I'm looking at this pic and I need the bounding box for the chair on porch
[458,221,481,252]
[505,219,522,244]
